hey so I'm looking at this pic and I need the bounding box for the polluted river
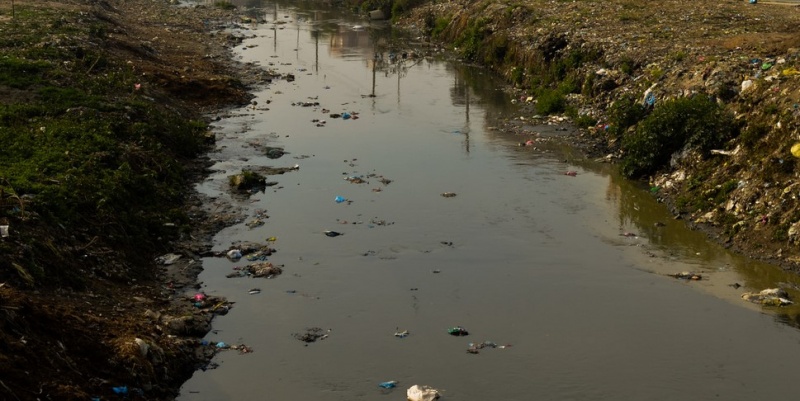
[178,1,800,400]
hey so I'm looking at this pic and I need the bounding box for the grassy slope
[0,0,250,399]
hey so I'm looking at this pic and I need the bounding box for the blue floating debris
[334,196,346,203]
[112,386,128,395]
[379,381,398,389]
[216,342,228,348]
[342,112,351,120]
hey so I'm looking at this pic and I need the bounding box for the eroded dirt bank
[391,0,800,269]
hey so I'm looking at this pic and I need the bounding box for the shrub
[431,16,450,37]
[620,95,737,178]
[606,94,646,137]
[536,88,566,115]
[574,114,598,129]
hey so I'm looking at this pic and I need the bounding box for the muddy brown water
[178,2,800,400]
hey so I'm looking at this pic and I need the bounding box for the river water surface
[178,2,800,400]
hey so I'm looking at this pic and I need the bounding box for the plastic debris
[564,171,578,177]
[112,386,128,395]
[246,218,266,228]
[155,253,181,265]
[0,225,8,238]
[394,329,409,338]
[193,293,207,302]
[791,143,800,158]
[216,342,229,349]
[668,272,702,280]
[441,192,457,197]
[379,380,398,389]
[345,175,366,184]
[334,195,347,203]
[782,68,800,77]
[448,326,469,336]
[134,338,149,357]
[227,249,243,261]
[644,92,656,106]
[467,341,511,354]
[407,385,441,401]
[242,262,282,278]
[324,230,343,237]
[293,327,331,343]
[249,288,261,295]
[742,288,793,306]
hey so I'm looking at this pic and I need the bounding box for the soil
[2,0,800,399]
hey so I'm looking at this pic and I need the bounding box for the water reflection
[197,0,800,335]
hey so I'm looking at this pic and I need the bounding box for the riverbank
[0,0,265,399]
[1,0,799,399]
[389,0,800,270]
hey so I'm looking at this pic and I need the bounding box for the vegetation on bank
[0,3,212,287]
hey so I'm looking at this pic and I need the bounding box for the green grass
[0,3,212,287]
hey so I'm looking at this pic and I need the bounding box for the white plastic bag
[407,384,440,401]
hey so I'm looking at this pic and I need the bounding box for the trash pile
[668,272,702,281]
[466,341,511,354]
[226,261,283,278]
[189,293,234,316]
[741,288,793,307]
[293,327,332,343]
[219,242,276,261]
[201,340,254,355]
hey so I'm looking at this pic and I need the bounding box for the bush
[620,95,737,178]
[606,94,646,137]
[431,16,450,37]
[536,88,566,115]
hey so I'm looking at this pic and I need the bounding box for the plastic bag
[407,385,440,401]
